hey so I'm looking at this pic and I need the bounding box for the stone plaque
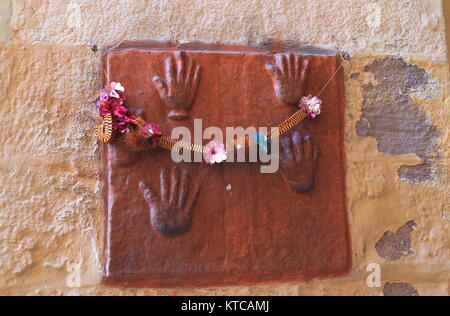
[102,41,351,288]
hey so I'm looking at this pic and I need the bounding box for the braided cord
[268,109,307,140]
[97,108,309,152]
[158,137,207,154]
[157,109,309,153]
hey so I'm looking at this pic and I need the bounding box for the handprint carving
[152,51,201,121]
[139,167,200,237]
[280,131,320,193]
[266,53,309,106]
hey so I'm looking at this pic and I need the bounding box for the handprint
[266,53,309,106]
[139,167,200,237]
[152,51,201,121]
[280,131,320,193]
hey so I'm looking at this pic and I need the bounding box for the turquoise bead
[252,132,271,152]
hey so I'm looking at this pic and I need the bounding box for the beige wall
[0,0,11,42]
[0,0,449,296]
[444,0,450,61]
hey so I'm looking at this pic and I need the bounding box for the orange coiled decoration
[95,114,115,143]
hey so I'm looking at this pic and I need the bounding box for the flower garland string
[95,82,323,165]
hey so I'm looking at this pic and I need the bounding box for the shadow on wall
[443,0,450,74]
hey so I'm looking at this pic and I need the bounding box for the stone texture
[0,42,104,292]
[9,0,448,60]
[0,0,449,296]
[0,0,12,42]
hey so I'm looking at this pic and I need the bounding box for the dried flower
[97,82,137,137]
[142,123,162,139]
[204,141,227,165]
[98,101,112,116]
[117,90,126,101]
[105,82,125,99]
[111,82,125,92]
[110,90,120,99]
[114,122,130,134]
[300,95,322,118]
[113,105,129,120]
[100,90,109,102]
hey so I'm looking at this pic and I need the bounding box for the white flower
[300,95,322,118]
[111,82,125,92]
[109,90,120,98]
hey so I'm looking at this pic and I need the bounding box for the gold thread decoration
[95,114,115,143]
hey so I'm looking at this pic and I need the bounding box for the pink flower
[113,106,136,123]
[114,122,130,134]
[117,90,126,101]
[110,90,120,99]
[299,95,322,118]
[113,105,128,119]
[142,123,162,139]
[204,141,227,165]
[105,82,125,99]
[97,82,134,122]
[98,101,112,116]
[128,112,137,122]
[109,98,122,109]
[100,90,109,102]
[123,111,137,123]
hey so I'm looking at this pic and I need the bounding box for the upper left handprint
[152,51,201,121]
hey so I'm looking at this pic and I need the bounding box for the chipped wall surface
[0,0,449,296]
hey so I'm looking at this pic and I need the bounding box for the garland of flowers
[95,82,322,165]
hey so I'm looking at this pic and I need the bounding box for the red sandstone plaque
[102,41,351,288]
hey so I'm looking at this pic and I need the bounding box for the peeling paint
[383,282,420,296]
[356,57,440,184]
[375,221,417,261]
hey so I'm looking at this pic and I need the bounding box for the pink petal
[110,90,120,98]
